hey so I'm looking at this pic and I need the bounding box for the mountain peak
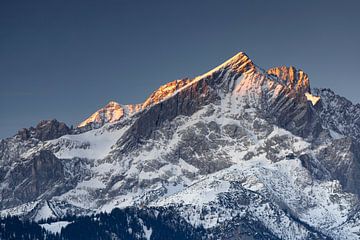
[225,51,251,63]
[222,51,256,73]
[106,101,121,107]
[78,52,317,130]
[16,119,70,141]
[194,51,256,81]
[267,65,310,93]
[78,101,125,128]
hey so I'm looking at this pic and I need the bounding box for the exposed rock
[16,119,71,141]
[267,66,310,93]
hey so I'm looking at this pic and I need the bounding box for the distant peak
[17,119,70,141]
[78,101,124,128]
[106,101,121,107]
[36,119,59,128]
[77,79,194,129]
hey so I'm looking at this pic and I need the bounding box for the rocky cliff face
[267,66,310,93]
[0,149,90,210]
[313,88,360,139]
[1,51,360,239]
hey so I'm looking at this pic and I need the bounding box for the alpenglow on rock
[1,51,360,240]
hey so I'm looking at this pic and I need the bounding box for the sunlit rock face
[266,66,321,106]
[267,66,310,93]
[142,79,192,108]
[78,80,193,129]
[197,53,321,138]
[78,101,145,130]
[78,101,125,128]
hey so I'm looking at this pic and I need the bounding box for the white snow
[49,122,129,160]
[143,225,152,240]
[77,178,106,189]
[139,219,152,240]
[305,92,321,105]
[0,201,40,218]
[34,202,56,222]
[178,158,199,173]
[329,129,344,139]
[41,221,71,234]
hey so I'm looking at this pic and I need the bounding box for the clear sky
[1,0,360,138]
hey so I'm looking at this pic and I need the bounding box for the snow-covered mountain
[1,52,360,239]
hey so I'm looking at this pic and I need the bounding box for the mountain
[77,79,191,130]
[1,52,360,239]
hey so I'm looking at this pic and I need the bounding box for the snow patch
[50,123,129,160]
[305,92,320,105]
[41,221,71,234]
[34,202,56,222]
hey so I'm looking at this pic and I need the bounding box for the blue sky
[1,0,359,138]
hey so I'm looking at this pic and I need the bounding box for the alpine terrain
[1,52,360,239]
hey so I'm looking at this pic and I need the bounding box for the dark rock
[17,119,71,141]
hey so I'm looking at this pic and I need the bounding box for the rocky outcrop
[313,88,360,139]
[1,150,90,210]
[262,66,322,139]
[1,151,64,208]
[115,76,215,153]
[267,66,310,94]
[307,88,360,196]
[17,119,71,141]
[78,101,126,128]
[316,137,360,196]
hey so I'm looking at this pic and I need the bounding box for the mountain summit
[78,101,126,128]
[1,51,360,239]
[197,51,256,77]
[78,52,317,130]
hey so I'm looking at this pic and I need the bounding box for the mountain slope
[1,52,360,239]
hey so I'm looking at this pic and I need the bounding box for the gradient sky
[1,0,360,138]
